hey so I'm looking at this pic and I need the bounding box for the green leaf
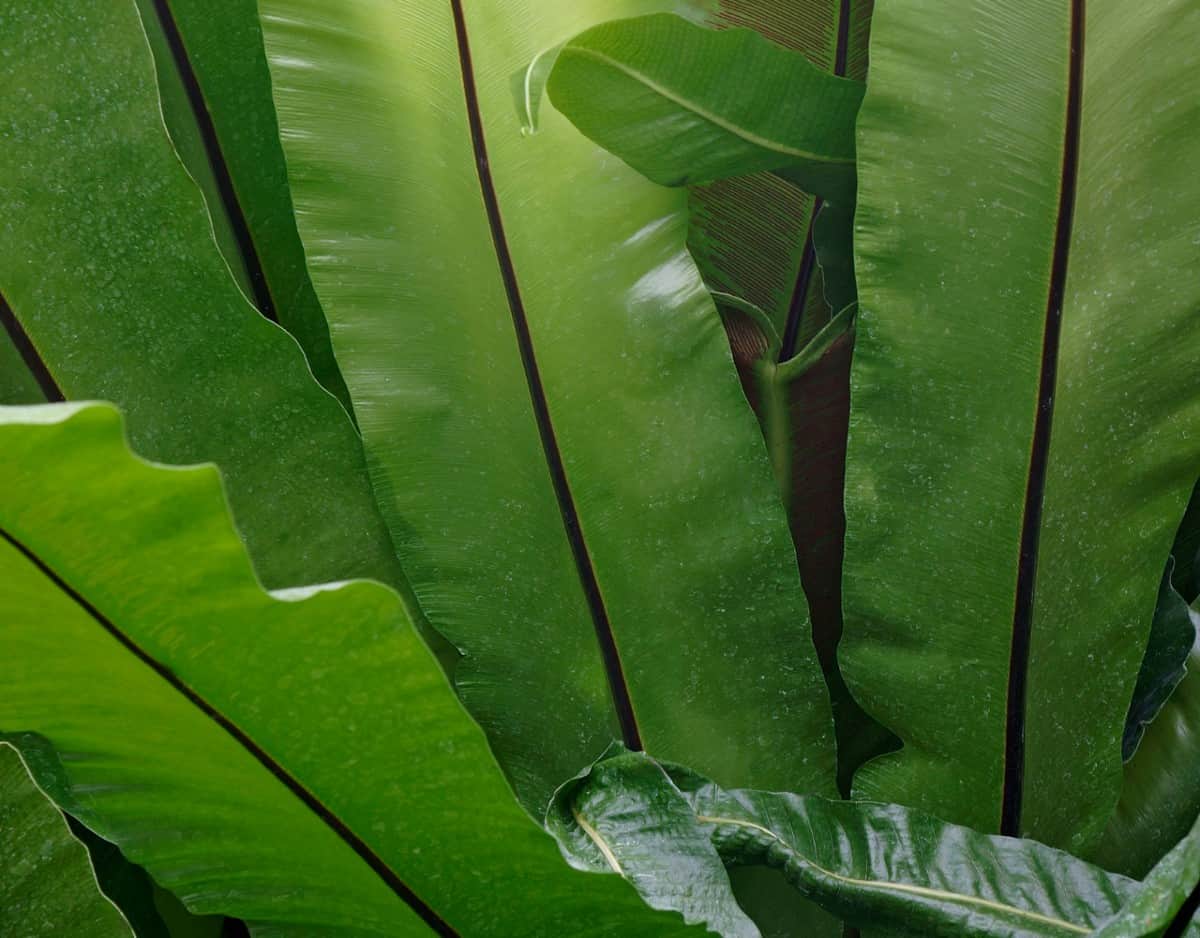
[1092,811,1200,937]
[0,401,708,937]
[1171,482,1200,604]
[0,2,407,598]
[548,748,760,938]
[547,13,862,199]
[688,0,874,348]
[1124,561,1198,760]
[841,0,1200,854]
[260,0,837,811]
[130,0,354,413]
[1095,613,1200,879]
[0,744,131,938]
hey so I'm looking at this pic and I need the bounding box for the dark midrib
[446,0,643,752]
[0,526,458,937]
[151,0,277,322]
[1164,875,1200,938]
[1001,0,1085,838]
[0,292,65,402]
[778,0,852,362]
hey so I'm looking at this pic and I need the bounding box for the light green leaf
[549,749,760,938]
[0,744,131,938]
[547,13,862,199]
[0,1,410,602]
[841,0,1200,854]
[260,0,836,812]
[1092,811,1200,937]
[0,401,707,937]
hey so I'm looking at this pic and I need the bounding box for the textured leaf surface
[549,749,760,938]
[0,0,400,596]
[0,402,706,938]
[0,745,131,938]
[1097,614,1200,879]
[261,0,836,812]
[842,0,1200,853]
[547,13,862,197]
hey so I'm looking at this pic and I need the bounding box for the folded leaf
[0,745,131,938]
[260,0,836,812]
[0,402,707,937]
[547,13,862,200]
[0,1,404,600]
[1092,811,1200,938]
[689,0,874,349]
[842,0,1200,854]
[1124,560,1198,760]
[549,749,760,938]
[1096,614,1200,878]
[130,0,352,411]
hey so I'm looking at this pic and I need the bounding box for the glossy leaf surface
[261,0,836,811]
[0,402,706,938]
[690,0,873,346]
[131,0,353,411]
[842,0,1200,853]
[0,745,131,938]
[549,749,760,938]
[0,0,400,594]
[1097,613,1200,879]
[547,13,862,198]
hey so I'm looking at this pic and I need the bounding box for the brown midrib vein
[1001,0,1086,838]
[0,291,65,403]
[446,0,643,752]
[0,525,458,937]
[150,0,277,323]
[778,0,853,361]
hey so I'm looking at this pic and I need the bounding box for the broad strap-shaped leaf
[547,13,862,198]
[0,402,708,938]
[690,0,873,352]
[1096,612,1200,879]
[0,1,404,597]
[0,745,132,938]
[1092,811,1200,937]
[130,0,353,412]
[549,749,761,938]
[1124,560,1199,760]
[841,0,1200,854]
[260,0,836,812]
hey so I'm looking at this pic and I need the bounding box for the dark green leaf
[1124,561,1198,760]
[0,744,131,937]
[261,0,836,812]
[549,748,760,938]
[547,13,862,199]
[0,402,707,937]
[841,0,1200,854]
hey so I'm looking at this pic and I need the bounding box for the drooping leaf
[841,0,1200,854]
[0,401,708,938]
[129,0,353,413]
[1096,612,1200,878]
[0,744,132,938]
[690,0,874,349]
[546,13,862,199]
[1124,560,1199,760]
[549,748,760,938]
[0,2,408,600]
[1092,811,1200,938]
[260,0,836,812]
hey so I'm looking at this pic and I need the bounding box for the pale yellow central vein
[562,45,853,165]
[695,815,1090,935]
[573,806,624,875]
